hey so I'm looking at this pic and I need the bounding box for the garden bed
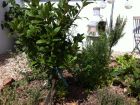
[0,52,139,105]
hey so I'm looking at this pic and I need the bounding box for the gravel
[0,53,31,88]
[0,51,139,88]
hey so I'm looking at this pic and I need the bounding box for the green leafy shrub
[106,15,126,56]
[112,54,140,99]
[3,0,91,104]
[4,0,89,78]
[66,16,127,89]
[108,15,126,50]
[74,34,111,89]
[0,86,18,105]
[96,88,136,105]
[53,80,69,103]
[0,80,43,105]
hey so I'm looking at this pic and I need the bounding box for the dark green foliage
[2,1,8,8]
[54,80,69,102]
[97,21,106,35]
[71,16,127,89]
[108,15,126,49]
[0,80,44,105]
[97,88,133,105]
[112,54,140,99]
[75,34,111,89]
[0,86,17,105]
[3,0,91,79]
[3,1,92,104]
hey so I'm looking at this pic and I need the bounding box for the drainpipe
[109,0,115,32]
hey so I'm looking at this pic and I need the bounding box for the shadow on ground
[0,53,11,66]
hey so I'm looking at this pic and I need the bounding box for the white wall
[0,0,139,53]
[0,0,23,54]
[74,0,140,52]
[101,0,139,52]
[0,0,11,54]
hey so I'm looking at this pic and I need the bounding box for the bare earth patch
[0,53,31,89]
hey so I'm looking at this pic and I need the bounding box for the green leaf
[2,1,8,8]
[52,27,61,36]
[27,30,32,37]
[135,80,140,87]
[82,0,93,7]
[36,40,46,44]
[25,10,34,17]
[55,27,61,33]
[31,0,39,6]
[15,40,21,44]
[76,3,81,9]
[53,39,61,42]
[30,61,37,66]
[31,20,42,24]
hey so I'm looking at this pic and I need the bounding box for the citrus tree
[3,0,91,104]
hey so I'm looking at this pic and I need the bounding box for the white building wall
[74,0,140,52]
[0,0,23,54]
[0,0,11,54]
[0,0,139,53]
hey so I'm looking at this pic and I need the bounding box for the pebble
[0,53,31,89]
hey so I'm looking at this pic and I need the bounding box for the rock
[39,102,45,105]
[65,102,78,105]
[109,61,118,68]
[0,77,15,91]
[123,88,127,93]
[3,77,15,87]
[0,80,3,90]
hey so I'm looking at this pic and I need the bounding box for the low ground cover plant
[0,79,46,105]
[112,54,140,99]
[96,88,137,105]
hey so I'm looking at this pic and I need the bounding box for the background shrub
[3,0,92,104]
[96,88,136,105]
[3,0,91,79]
[74,34,111,89]
[112,54,140,99]
[64,16,127,90]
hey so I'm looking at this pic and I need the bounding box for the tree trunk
[45,78,57,105]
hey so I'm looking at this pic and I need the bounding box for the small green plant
[108,15,126,54]
[74,34,111,89]
[96,88,135,105]
[70,16,127,90]
[0,80,43,105]
[53,80,69,103]
[0,86,18,105]
[112,54,140,99]
[26,88,42,105]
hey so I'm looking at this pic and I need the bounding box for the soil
[0,52,140,105]
[0,53,31,89]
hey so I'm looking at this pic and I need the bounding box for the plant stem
[45,78,57,105]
